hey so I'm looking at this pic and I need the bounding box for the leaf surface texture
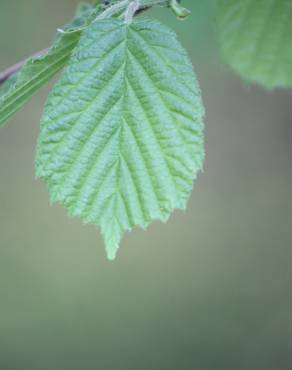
[36,18,205,259]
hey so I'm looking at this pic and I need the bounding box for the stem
[124,1,140,24]
[94,0,130,21]
[95,0,169,21]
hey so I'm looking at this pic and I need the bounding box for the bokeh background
[0,1,291,369]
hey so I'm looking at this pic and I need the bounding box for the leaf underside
[0,3,95,127]
[36,18,205,260]
[217,0,292,89]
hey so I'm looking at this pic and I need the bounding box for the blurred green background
[0,1,291,369]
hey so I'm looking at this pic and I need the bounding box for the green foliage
[2,0,292,259]
[36,18,204,260]
[217,0,292,89]
[0,3,95,127]
[0,73,19,98]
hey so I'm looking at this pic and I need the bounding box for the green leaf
[0,73,19,98]
[217,0,292,89]
[0,3,95,128]
[36,18,205,260]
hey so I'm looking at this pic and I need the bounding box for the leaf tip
[106,245,119,261]
[102,219,122,261]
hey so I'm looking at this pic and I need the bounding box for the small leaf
[217,0,292,89]
[0,3,95,127]
[0,73,19,98]
[36,18,205,260]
